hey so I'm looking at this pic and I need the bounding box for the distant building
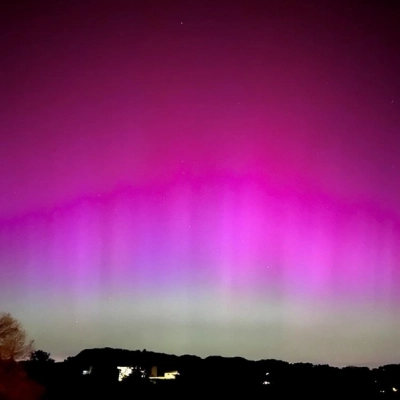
[117,366,133,382]
[117,366,146,382]
[150,366,158,378]
[149,366,179,381]
[82,366,92,375]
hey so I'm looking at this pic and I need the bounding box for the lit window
[117,366,133,382]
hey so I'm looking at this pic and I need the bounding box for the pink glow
[1,175,398,304]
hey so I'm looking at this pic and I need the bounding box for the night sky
[1,0,399,366]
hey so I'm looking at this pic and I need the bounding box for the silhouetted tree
[0,313,44,400]
[30,349,55,363]
[0,312,33,360]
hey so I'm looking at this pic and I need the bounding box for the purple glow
[2,176,399,300]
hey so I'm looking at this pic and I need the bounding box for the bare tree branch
[0,312,33,361]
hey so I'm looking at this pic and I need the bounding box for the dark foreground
[2,347,400,399]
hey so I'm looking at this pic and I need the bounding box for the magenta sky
[1,0,399,366]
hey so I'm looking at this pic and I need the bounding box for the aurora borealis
[1,0,399,366]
